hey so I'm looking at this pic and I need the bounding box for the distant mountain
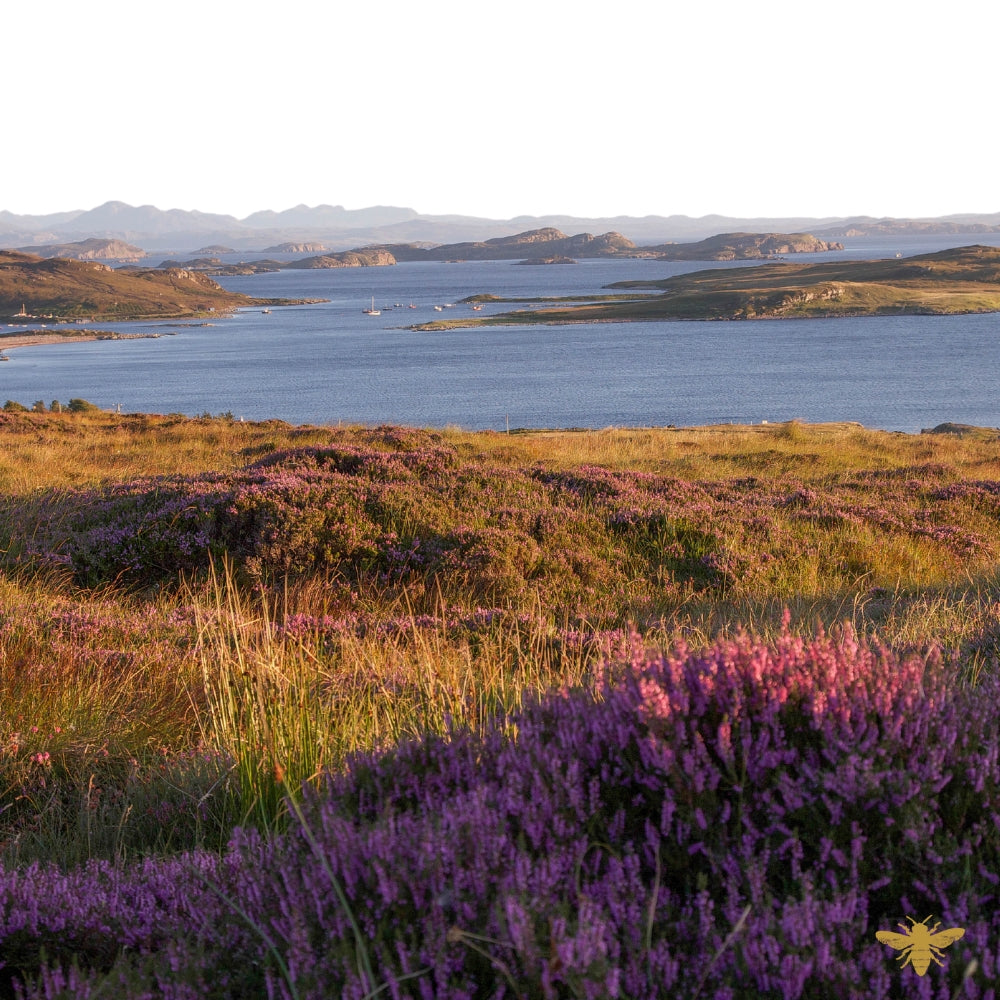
[1,201,999,254]
[242,204,419,229]
[815,215,1000,238]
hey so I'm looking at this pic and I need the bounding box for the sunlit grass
[2,408,1000,867]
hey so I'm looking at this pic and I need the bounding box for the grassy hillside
[0,251,294,320]
[2,410,1000,996]
[418,244,1000,327]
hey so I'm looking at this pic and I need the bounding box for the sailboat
[362,296,380,316]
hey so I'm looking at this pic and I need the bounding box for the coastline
[0,328,175,354]
[0,332,102,352]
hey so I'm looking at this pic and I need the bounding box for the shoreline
[0,329,177,354]
[0,332,102,352]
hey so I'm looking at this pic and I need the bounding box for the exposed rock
[642,232,843,260]
[377,228,837,263]
[920,422,997,437]
[262,241,327,253]
[284,248,396,269]
[383,229,637,262]
[14,238,146,261]
[0,250,275,320]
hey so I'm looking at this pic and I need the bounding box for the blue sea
[3,234,1000,433]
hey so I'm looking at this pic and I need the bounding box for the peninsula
[413,245,1000,328]
[0,250,317,322]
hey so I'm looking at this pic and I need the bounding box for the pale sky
[5,0,997,221]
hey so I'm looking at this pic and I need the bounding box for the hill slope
[0,250,278,320]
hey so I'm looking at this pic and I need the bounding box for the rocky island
[413,245,1000,328]
[129,228,841,277]
[379,228,839,262]
[640,231,842,260]
[284,248,396,269]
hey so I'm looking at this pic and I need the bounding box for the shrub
[3,629,999,998]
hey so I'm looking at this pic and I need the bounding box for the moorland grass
[1,408,1000,995]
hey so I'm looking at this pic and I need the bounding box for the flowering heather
[2,629,999,998]
[19,426,1000,623]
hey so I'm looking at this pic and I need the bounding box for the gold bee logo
[876,915,965,976]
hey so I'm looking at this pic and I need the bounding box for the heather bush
[8,416,1000,995]
[26,425,999,624]
[3,629,999,998]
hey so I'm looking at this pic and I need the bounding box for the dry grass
[3,408,1000,860]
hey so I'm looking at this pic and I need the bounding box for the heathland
[419,244,1000,328]
[0,251,311,322]
[1,409,1000,997]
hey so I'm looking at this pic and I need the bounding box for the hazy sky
[5,1,997,221]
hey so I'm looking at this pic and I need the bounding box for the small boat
[362,295,381,316]
[261,308,272,314]
[0,354,9,362]
[471,304,483,311]
[408,303,417,309]
[433,305,444,312]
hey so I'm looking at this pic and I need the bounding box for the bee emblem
[876,915,965,976]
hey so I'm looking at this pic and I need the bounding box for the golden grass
[3,408,1000,857]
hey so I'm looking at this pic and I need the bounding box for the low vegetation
[417,245,1000,328]
[1,408,999,996]
[0,251,305,321]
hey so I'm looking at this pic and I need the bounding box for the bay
[3,235,1000,433]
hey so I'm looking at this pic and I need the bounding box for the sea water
[2,235,999,432]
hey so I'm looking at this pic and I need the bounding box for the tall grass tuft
[192,559,333,831]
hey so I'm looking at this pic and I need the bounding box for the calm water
[3,235,1000,433]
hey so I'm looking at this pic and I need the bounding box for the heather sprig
[4,628,1000,997]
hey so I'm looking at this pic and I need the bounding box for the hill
[641,231,842,260]
[0,250,299,320]
[381,227,638,261]
[283,247,396,269]
[374,228,839,263]
[13,238,146,262]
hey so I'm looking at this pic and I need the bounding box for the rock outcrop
[262,242,327,253]
[378,228,839,263]
[642,232,843,260]
[14,238,146,261]
[284,248,396,269]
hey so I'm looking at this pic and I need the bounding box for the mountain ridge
[2,201,999,253]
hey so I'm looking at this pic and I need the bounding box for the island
[412,245,1000,328]
[515,255,577,265]
[378,228,841,263]
[284,248,396,269]
[0,250,320,322]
